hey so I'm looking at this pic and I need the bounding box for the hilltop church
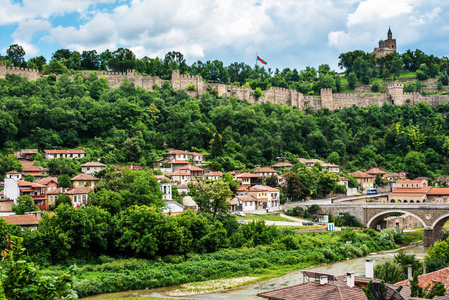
[372,27,397,57]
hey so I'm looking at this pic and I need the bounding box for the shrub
[371,82,380,92]
[187,84,196,91]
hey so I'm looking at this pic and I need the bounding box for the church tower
[372,27,397,57]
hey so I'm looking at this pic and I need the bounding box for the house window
[50,196,53,203]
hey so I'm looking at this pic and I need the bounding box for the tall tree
[6,44,25,66]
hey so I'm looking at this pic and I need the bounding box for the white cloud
[347,0,416,26]
[12,19,52,42]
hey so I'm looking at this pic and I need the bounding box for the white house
[44,149,86,159]
[80,161,106,175]
[160,178,172,200]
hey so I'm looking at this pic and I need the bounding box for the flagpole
[256,52,258,67]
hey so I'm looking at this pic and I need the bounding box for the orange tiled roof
[389,193,426,197]
[236,172,261,178]
[17,180,46,188]
[392,187,432,193]
[169,171,191,176]
[254,168,277,173]
[44,149,85,154]
[350,171,374,178]
[80,161,106,167]
[35,177,58,186]
[65,187,93,195]
[366,168,387,174]
[396,266,449,291]
[180,165,204,171]
[1,215,39,226]
[168,160,192,165]
[428,188,449,195]
[203,172,223,176]
[70,174,100,181]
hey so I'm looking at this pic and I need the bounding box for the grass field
[235,213,294,222]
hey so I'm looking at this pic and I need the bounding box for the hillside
[1,72,449,180]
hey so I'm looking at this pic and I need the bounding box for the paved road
[282,192,391,209]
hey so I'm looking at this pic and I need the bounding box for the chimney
[347,272,355,288]
[365,259,374,278]
[423,265,427,275]
[408,265,413,280]
[319,275,328,285]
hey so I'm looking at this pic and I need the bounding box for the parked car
[235,211,246,217]
[302,221,314,226]
[237,220,247,225]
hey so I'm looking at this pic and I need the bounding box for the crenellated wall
[0,62,40,81]
[4,65,449,111]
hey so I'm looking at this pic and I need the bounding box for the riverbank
[84,243,428,299]
[80,229,416,298]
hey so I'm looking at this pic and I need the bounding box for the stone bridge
[298,203,449,247]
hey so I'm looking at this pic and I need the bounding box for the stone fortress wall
[2,62,449,111]
[0,62,39,81]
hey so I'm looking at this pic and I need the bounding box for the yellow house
[70,174,100,188]
[45,189,61,210]
[350,171,375,193]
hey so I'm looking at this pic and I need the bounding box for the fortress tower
[388,83,405,105]
[372,27,397,58]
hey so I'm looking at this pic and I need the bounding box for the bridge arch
[366,210,427,229]
[431,213,449,230]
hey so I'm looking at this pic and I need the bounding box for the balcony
[31,195,46,201]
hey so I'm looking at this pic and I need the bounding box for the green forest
[1,70,449,181]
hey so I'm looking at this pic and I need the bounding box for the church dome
[379,39,384,43]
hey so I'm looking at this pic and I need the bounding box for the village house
[366,168,387,179]
[65,187,93,208]
[70,174,100,188]
[321,162,340,173]
[116,165,143,171]
[180,165,205,177]
[81,161,106,175]
[349,171,375,193]
[298,158,340,173]
[230,194,258,212]
[427,188,449,203]
[203,171,223,181]
[168,171,192,186]
[252,185,281,210]
[0,200,15,216]
[169,160,191,172]
[257,260,420,300]
[44,149,86,159]
[21,163,49,180]
[254,168,277,177]
[396,266,449,293]
[35,177,58,192]
[165,150,205,164]
[0,214,40,231]
[3,173,47,209]
[14,149,38,160]
[271,162,293,170]
[236,173,262,186]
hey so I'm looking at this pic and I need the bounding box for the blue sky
[1,0,449,71]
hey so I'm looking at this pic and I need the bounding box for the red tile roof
[44,149,86,154]
[392,187,432,193]
[396,266,449,291]
[168,160,191,165]
[1,215,39,226]
[70,174,100,181]
[236,172,262,178]
[80,161,106,167]
[6,170,21,174]
[428,188,449,195]
[65,187,93,195]
[389,193,426,197]
[0,200,14,212]
[272,162,293,168]
[350,171,374,178]
[168,150,191,155]
[203,172,223,176]
[180,165,204,171]
[17,180,46,188]
[366,168,387,174]
[255,168,277,173]
[257,281,367,300]
[35,177,58,186]
[169,171,191,176]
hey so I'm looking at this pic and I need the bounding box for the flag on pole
[257,55,267,65]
